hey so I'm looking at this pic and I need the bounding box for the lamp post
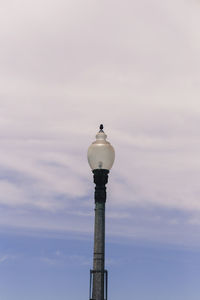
[88,124,115,300]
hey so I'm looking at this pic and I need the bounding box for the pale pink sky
[0,0,200,246]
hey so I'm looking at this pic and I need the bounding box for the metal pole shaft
[92,201,105,300]
[92,169,109,300]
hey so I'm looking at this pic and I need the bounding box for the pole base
[89,269,108,300]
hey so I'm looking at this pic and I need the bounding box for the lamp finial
[99,124,104,131]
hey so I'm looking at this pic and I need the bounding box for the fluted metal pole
[91,169,109,300]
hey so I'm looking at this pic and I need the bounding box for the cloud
[0,254,16,264]
[0,255,9,264]
[0,0,200,246]
[40,252,91,267]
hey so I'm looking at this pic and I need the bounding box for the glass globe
[87,125,115,171]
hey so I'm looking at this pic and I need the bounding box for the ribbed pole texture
[92,169,109,300]
[92,201,105,300]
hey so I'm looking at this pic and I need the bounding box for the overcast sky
[0,0,200,299]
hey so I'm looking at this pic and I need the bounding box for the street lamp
[88,124,115,300]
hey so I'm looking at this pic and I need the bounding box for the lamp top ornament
[87,124,115,171]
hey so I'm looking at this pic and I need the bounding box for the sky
[0,0,200,299]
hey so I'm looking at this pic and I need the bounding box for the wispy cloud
[0,0,200,247]
[0,254,16,264]
[40,251,91,267]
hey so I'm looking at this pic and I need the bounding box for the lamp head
[87,125,115,171]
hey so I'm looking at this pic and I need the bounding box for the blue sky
[1,231,200,300]
[1,0,200,299]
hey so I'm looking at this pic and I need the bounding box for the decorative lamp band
[93,169,109,203]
